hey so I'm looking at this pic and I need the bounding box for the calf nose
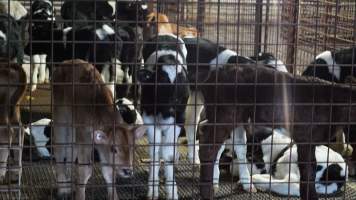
[123,168,133,177]
[120,168,133,178]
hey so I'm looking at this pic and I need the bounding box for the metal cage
[0,0,354,199]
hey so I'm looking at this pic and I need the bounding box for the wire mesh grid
[0,0,354,199]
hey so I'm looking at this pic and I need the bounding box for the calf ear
[137,69,152,82]
[93,130,109,144]
[131,125,147,139]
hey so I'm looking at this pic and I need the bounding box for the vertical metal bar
[197,0,205,34]
[255,0,263,55]
[284,0,299,73]
[148,0,155,12]
[323,1,332,50]
[263,0,270,53]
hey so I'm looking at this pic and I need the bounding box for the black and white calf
[23,118,52,160]
[25,0,58,91]
[225,130,348,196]
[115,98,143,125]
[302,48,356,82]
[61,0,115,28]
[212,127,282,189]
[114,0,148,97]
[0,14,24,63]
[302,47,356,175]
[64,24,125,97]
[249,52,288,72]
[138,33,189,200]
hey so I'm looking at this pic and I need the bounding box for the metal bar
[255,0,263,55]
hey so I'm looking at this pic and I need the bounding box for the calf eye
[111,146,118,154]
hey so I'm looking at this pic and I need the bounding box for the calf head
[334,47,356,65]
[144,12,172,40]
[249,52,288,72]
[138,54,188,84]
[93,123,146,178]
[61,0,113,19]
[116,0,148,27]
[315,146,348,194]
[31,0,55,24]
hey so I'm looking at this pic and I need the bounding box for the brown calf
[52,59,146,200]
[145,12,199,39]
[198,64,355,200]
[0,59,27,183]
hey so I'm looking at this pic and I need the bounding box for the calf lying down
[198,63,356,200]
[52,59,146,200]
[225,129,348,196]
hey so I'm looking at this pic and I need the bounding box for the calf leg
[75,130,93,200]
[53,123,75,197]
[162,124,181,200]
[232,127,256,192]
[9,126,24,183]
[213,143,225,190]
[38,54,47,84]
[297,144,318,200]
[199,124,230,200]
[184,91,204,165]
[0,133,10,183]
[30,55,40,91]
[144,114,162,199]
[101,166,119,200]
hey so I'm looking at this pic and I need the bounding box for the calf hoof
[241,183,257,193]
[0,175,5,184]
[213,184,220,194]
[342,144,353,157]
[8,171,21,183]
[188,155,200,166]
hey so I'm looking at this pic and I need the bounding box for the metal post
[255,0,263,56]
[283,0,299,73]
[197,0,205,34]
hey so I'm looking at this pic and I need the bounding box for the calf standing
[199,63,356,200]
[138,33,189,200]
[52,59,146,200]
[183,37,255,166]
[115,1,148,98]
[25,0,59,91]
[0,59,27,183]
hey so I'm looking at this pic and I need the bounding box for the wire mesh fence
[0,0,354,199]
